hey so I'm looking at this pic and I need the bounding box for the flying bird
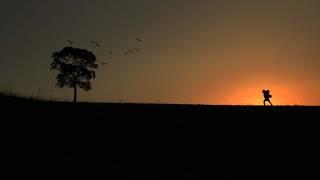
[90,41,99,44]
[136,38,143,42]
[67,40,73,45]
[134,48,141,51]
[100,61,108,65]
[89,40,101,47]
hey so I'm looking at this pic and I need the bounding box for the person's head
[262,90,270,94]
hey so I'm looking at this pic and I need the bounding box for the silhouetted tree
[50,47,98,102]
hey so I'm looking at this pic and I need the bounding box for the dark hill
[2,94,320,179]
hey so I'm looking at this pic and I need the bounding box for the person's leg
[264,100,266,106]
[269,100,273,106]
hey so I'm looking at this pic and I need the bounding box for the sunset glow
[1,1,320,105]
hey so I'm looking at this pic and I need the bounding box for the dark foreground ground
[1,94,320,179]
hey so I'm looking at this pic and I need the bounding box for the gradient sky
[1,0,320,105]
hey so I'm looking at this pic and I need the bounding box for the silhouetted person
[262,90,273,106]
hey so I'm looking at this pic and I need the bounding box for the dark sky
[1,0,320,105]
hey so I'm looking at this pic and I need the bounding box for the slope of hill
[2,94,320,179]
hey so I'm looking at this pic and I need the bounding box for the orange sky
[1,0,320,105]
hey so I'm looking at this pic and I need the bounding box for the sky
[1,0,320,105]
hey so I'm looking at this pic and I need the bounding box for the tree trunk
[73,85,77,103]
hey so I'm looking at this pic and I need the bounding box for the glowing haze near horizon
[1,0,320,105]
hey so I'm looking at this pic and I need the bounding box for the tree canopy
[50,47,98,102]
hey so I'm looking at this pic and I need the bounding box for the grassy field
[2,94,320,179]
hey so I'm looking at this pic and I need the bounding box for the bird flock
[67,37,144,66]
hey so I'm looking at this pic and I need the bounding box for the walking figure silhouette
[262,90,273,106]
